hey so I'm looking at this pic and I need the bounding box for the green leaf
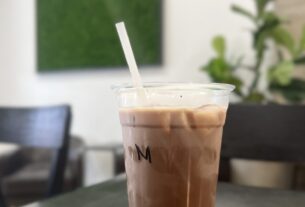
[257,12,281,33]
[226,76,244,96]
[202,57,243,96]
[261,12,281,23]
[231,5,256,22]
[270,79,305,103]
[294,56,305,65]
[212,36,226,58]
[301,26,305,51]
[296,26,305,56]
[254,12,281,56]
[203,58,230,81]
[244,91,265,103]
[256,0,273,16]
[270,27,295,57]
[268,61,294,86]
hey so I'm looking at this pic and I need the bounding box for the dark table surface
[24,175,305,207]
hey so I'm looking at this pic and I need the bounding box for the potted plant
[202,0,305,188]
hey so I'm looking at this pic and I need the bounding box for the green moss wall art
[37,0,162,72]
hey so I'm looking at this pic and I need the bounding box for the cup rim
[112,82,235,94]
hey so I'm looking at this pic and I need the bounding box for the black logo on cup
[135,144,152,163]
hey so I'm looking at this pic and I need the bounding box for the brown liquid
[119,105,227,207]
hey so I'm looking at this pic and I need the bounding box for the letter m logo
[135,144,152,163]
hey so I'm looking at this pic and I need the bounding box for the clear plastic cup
[113,83,234,207]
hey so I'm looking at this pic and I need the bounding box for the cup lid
[112,82,235,95]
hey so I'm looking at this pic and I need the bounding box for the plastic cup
[113,82,234,207]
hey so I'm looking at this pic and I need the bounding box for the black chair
[0,105,71,206]
[219,104,305,185]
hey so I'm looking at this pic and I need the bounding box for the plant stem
[249,54,263,95]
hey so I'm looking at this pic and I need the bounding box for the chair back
[0,105,71,206]
[222,104,305,162]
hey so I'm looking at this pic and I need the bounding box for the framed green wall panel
[37,0,162,72]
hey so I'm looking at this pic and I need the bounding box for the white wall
[0,0,254,145]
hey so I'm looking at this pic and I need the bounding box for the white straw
[115,22,143,88]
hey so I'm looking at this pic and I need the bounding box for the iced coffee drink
[114,83,234,207]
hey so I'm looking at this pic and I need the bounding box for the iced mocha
[119,105,227,207]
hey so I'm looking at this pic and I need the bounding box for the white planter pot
[231,159,294,189]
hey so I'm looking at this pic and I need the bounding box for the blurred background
[0,0,305,206]
[0,0,254,184]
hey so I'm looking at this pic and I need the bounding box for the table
[24,175,305,207]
